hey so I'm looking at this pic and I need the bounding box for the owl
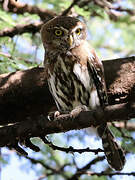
[41,16,125,170]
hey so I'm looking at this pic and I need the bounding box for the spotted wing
[87,50,125,170]
[87,49,108,108]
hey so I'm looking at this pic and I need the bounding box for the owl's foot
[70,105,88,118]
[47,111,60,121]
[54,111,61,117]
[48,110,71,121]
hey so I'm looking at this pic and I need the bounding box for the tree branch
[0,22,43,37]
[2,0,56,21]
[0,0,80,37]
[68,156,105,180]
[61,0,80,16]
[113,122,135,131]
[0,56,135,150]
[1,0,134,38]
[41,137,104,154]
[0,56,134,125]
[0,102,135,148]
[74,171,135,177]
[78,0,135,21]
[26,156,69,179]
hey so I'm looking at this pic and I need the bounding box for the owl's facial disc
[50,23,84,50]
[41,17,86,51]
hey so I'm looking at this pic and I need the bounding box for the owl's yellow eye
[75,28,81,35]
[54,29,63,36]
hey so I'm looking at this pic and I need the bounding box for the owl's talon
[54,111,60,117]
[47,111,61,121]
[70,105,88,117]
[47,115,52,121]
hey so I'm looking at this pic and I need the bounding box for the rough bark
[0,56,135,125]
[0,102,135,148]
[0,67,55,125]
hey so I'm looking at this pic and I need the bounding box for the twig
[26,156,69,179]
[61,0,80,16]
[26,156,61,172]
[41,137,104,154]
[78,0,135,21]
[75,171,135,177]
[68,156,105,180]
[112,122,135,132]
[112,123,135,143]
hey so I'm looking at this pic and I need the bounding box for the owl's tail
[97,123,126,171]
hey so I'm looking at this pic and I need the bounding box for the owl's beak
[67,35,73,47]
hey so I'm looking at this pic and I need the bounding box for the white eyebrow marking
[54,26,69,34]
[72,24,84,33]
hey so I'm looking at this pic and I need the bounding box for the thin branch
[0,0,81,37]
[1,0,135,38]
[0,51,35,64]
[78,0,135,21]
[41,137,104,154]
[0,22,43,37]
[37,175,53,180]
[112,123,135,144]
[75,171,135,177]
[26,156,61,172]
[113,122,135,132]
[68,156,105,180]
[61,0,80,16]
[94,0,135,15]
[26,156,69,179]
[2,0,56,21]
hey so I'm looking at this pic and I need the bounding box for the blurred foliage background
[0,0,135,180]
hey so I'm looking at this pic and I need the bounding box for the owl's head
[41,16,87,51]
